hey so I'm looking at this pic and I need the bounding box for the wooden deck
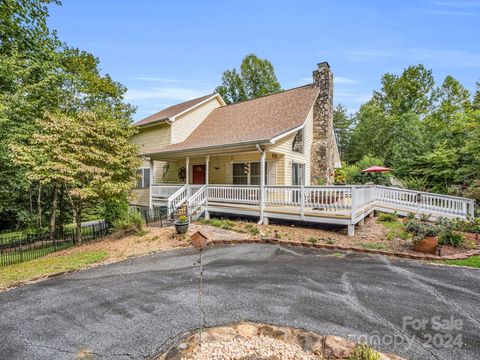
[151,184,475,236]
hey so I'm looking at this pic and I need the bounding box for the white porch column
[185,156,190,197]
[149,159,154,209]
[259,147,266,224]
[205,155,209,185]
[185,157,190,185]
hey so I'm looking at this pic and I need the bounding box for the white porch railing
[375,186,475,218]
[208,185,260,205]
[155,184,475,222]
[166,185,188,218]
[187,185,208,219]
[152,184,183,199]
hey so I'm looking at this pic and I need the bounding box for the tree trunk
[37,183,42,229]
[75,206,82,245]
[49,185,58,241]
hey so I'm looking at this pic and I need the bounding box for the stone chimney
[310,62,335,185]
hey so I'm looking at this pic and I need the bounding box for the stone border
[155,322,406,360]
[208,238,480,261]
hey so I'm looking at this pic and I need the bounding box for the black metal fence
[135,206,171,226]
[0,221,109,267]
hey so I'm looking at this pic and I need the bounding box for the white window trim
[230,161,276,185]
[137,167,150,188]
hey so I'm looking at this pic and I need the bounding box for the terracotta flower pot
[413,236,438,254]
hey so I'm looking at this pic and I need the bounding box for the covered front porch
[147,144,293,207]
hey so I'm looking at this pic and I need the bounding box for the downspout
[256,144,265,225]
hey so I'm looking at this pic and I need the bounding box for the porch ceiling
[147,144,263,161]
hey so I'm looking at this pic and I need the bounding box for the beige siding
[131,123,171,155]
[129,189,149,207]
[266,106,313,185]
[170,97,222,144]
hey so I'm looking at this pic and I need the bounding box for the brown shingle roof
[135,93,214,126]
[143,85,320,155]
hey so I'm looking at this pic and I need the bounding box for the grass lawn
[444,256,480,268]
[0,250,107,289]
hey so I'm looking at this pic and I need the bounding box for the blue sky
[48,0,480,120]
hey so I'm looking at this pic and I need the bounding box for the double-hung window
[232,162,274,185]
[136,168,151,188]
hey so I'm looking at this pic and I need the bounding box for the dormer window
[292,129,304,153]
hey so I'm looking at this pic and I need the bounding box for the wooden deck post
[149,159,154,209]
[300,185,305,220]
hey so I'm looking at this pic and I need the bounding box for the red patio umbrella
[361,166,392,173]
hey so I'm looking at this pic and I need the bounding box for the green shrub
[377,212,397,222]
[348,344,381,360]
[112,210,145,236]
[307,237,318,243]
[325,238,336,244]
[177,215,188,223]
[438,230,464,247]
[405,219,439,242]
[104,196,129,225]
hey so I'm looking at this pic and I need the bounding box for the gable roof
[135,93,215,127]
[143,84,320,155]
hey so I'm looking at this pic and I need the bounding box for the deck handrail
[166,185,188,218]
[187,185,208,219]
[156,184,475,222]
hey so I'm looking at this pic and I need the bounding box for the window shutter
[226,162,233,184]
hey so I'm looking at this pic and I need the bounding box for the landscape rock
[323,334,356,358]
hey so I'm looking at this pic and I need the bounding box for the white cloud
[334,76,359,85]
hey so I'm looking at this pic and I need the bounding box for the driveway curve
[0,244,479,360]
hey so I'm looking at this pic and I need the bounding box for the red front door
[192,165,206,184]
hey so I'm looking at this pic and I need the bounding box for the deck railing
[156,184,475,222]
[187,185,208,219]
[166,185,188,218]
[152,184,183,199]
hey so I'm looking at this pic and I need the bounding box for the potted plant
[175,215,190,234]
[405,219,439,253]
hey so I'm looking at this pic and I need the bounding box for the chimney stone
[310,62,335,185]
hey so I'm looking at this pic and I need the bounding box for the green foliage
[200,218,235,230]
[333,104,354,158]
[348,344,381,360]
[307,236,318,243]
[215,54,282,104]
[104,195,129,225]
[112,211,145,236]
[338,64,480,200]
[405,219,439,242]
[445,255,480,268]
[438,230,464,247]
[338,155,390,185]
[360,243,387,250]
[177,215,188,223]
[377,212,398,222]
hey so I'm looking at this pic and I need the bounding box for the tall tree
[215,54,282,104]
[12,111,139,243]
[333,104,354,159]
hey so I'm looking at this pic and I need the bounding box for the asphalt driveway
[1,244,479,360]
